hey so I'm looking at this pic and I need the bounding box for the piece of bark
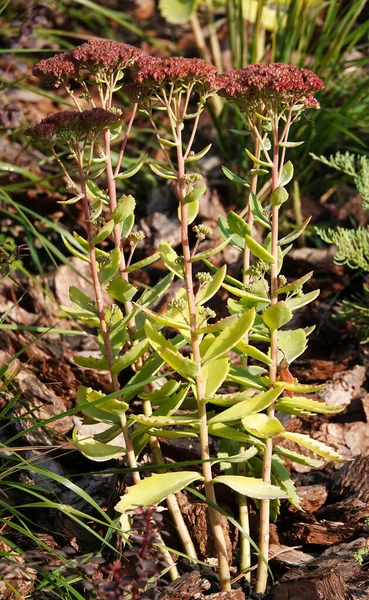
[285,520,357,546]
[318,497,369,525]
[333,455,369,503]
[271,538,369,600]
[207,590,245,600]
[269,544,314,567]
[175,492,237,563]
[295,485,328,513]
[160,570,210,599]
[317,365,366,407]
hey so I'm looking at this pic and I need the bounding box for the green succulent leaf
[271,455,302,509]
[137,304,191,332]
[277,271,313,294]
[178,197,199,225]
[202,308,255,365]
[69,286,95,312]
[263,301,293,330]
[245,148,271,168]
[222,165,250,187]
[208,386,283,424]
[182,183,206,205]
[203,355,230,397]
[242,413,285,438]
[73,432,124,462]
[124,251,160,273]
[150,163,177,180]
[279,217,311,246]
[244,235,275,264]
[196,265,227,305]
[279,161,294,186]
[281,431,349,462]
[115,153,148,180]
[111,339,150,377]
[227,211,252,238]
[115,471,204,512]
[273,446,324,468]
[213,475,286,500]
[270,186,289,207]
[144,320,199,382]
[209,422,264,446]
[236,341,272,366]
[185,143,212,163]
[91,219,114,246]
[191,237,230,262]
[278,328,307,364]
[62,235,90,263]
[276,397,344,416]
[73,355,110,370]
[107,277,137,303]
[218,215,244,251]
[286,289,320,311]
[159,241,184,279]
[131,414,199,427]
[100,247,121,285]
[76,386,128,425]
[249,192,271,229]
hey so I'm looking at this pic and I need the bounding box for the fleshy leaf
[263,301,293,330]
[279,161,294,186]
[202,309,255,365]
[281,431,349,461]
[213,475,286,500]
[185,144,212,163]
[196,265,227,306]
[115,471,203,512]
[208,386,283,424]
[242,413,285,438]
[159,241,184,279]
[244,235,275,264]
[144,320,199,382]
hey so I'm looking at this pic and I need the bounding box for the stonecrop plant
[26,41,348,595]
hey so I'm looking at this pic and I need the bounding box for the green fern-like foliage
[318,227,369,271]
[311,151,369,209]
[314,151,369,342]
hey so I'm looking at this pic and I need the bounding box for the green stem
[177,124,231,591]
[239,133,261,579]
[76,158,140,485]
[256,115,292,593]
[104,129,196,566]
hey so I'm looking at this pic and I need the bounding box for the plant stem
[177,125,231,591]
[104,129,196,563]
[256,116,284,593]
[76,157,140,485]
[239,134,261,580]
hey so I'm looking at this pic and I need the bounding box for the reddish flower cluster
[72,39,142,74]
[217,63,324,113]
[25,108,122,143]
[128,56,219,102]
[33,51,77,88]
[33,40,143,88]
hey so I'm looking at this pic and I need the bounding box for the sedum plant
[25,42,348,595]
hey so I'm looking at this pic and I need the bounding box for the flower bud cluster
[196,272,212,284]
[193,224,213,240]
[246,260,270,281]
[168,298,187,312]
[130,230,145,244]
[199,306,216,320]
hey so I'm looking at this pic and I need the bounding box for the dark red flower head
[25,108,123,143]
[33,51,78,88]
[129,56,218,102]
[216,63,324,113]
[72,39,143,74]
[33,40,143,88]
